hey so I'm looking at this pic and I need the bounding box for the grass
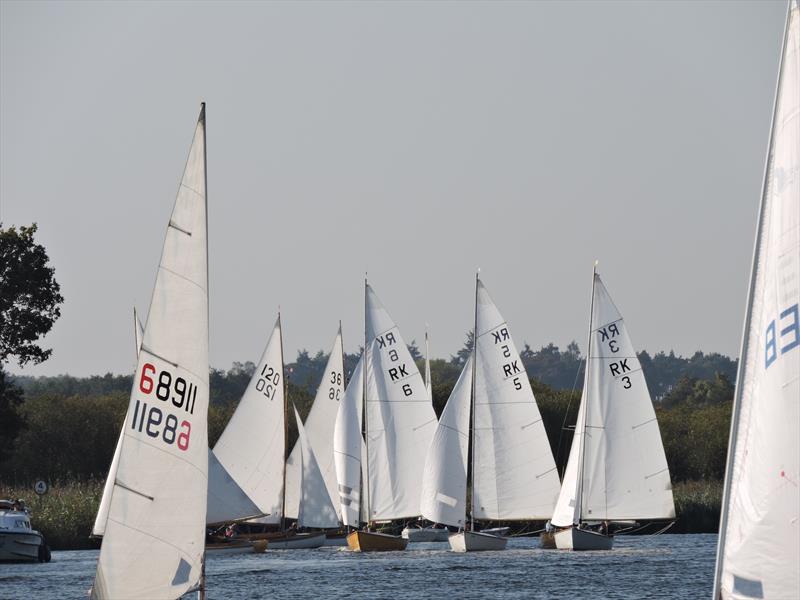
[0,478,723,550]
[672,480,722,533]
[1,479,103,550]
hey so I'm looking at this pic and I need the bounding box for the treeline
[2,343,734,486]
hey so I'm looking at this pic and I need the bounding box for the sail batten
[714,2,799,598]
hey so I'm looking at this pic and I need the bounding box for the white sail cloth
[420,357,472,528]
[206,450,262,525]
[294,407,339,528]
[472,280,560,520]
[552,273,674,527]
[716,3,800,598]
[92,106,209,599]
[364,284,438,521]
[212,318,285,524]
[285,329,345,521]
[334,356,364,527]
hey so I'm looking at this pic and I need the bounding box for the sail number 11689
[132,363,195,451]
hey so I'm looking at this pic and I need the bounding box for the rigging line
[555,357,585,480]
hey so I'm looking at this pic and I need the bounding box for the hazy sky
[0,0,788,377]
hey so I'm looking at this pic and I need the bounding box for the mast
[363,276,371,530]
[469,270,479,531]
[278,310,288,533]
[199,101,208,600]
[574,261,598,526]
[713,2,793,595]
[339,319,347,530]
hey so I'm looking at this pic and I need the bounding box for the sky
[0,0,789,377]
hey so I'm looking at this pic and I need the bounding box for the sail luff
[469,273,479,530]
[576,264,597,525]
[714,2,799,598]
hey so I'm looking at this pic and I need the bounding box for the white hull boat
[401,526,450,542]
[554,527,613,551]
[448,530,508,552]
[266,531,326,549]
[0,501,49,562]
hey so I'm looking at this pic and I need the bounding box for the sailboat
[284,327,346,526]
[402,328,450,543]
[549,265,675,551]
[422,274,561,552]
[344,282,438,551]
[713,2,799,598]
[92,104,210,599]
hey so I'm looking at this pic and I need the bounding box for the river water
[0,534,716,599]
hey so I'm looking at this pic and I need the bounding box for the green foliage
[671,480,723,533]
[0,480,103,550]
[0,223,64,367]
[0,366,25,463]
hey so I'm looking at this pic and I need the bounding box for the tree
[450,330,474,366]
[0,368,24,463]
[1,224,64,366]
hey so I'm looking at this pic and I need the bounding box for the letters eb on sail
[92,105,210,599]
[714,2,799,598]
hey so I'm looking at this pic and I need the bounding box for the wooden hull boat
[554,527,613,551]
[539,531,557,549]
[346,530,408,552]
[448,530,508,552]
[401,526,450,542]
[206,540,268,555]
[249,531,325,549]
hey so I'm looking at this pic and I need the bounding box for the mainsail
[334,356,364,527]
[364,284,438,521]
[472,279,560,520]
[212,317,286,524]
[285,327,345,521]
[92,105,210,599]
[424,329,433,406]
[714,2,799,598]
[552,271,674,527]
[294,406,339,528]
[419,356,473,528]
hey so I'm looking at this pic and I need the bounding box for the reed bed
[0,479,103,550]
[672,480,722,533]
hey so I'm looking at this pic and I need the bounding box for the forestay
[424,330,433,406]
[294,407,339,528]
[92,311,146,538]
[365,284,438,521]
[285,328,345,521]
[472,280,560,520]
[213,318,285,524]
[715,3,799,598]
[334,356,364,527]
[92,105,209,599]
[420,356,472,528]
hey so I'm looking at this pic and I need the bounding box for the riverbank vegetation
[1,341,734,549]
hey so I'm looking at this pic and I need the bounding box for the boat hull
[324,533,349,546]
[554,527,613,551]
[401,527,450,542]
[262,532,326,549]
[346,530,408,552]
[448,531,508,552]
[0,531,45,562]
[539,531,557,549]
[205,539,268,555]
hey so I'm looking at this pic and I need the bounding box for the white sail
[420,356,472,528]
[581,275,674,521]
[92,105,209,599]
[364,284,438,521]
[293,406,339,529]
[552,273,674,526]
[206,450,262,525]
[285,328,345,521]
[715,3,799,598]
[212,317,285,524]
[472,279,560,520]
[334,356,364,527]
[425,329,433,406]
[92,309,146,538]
